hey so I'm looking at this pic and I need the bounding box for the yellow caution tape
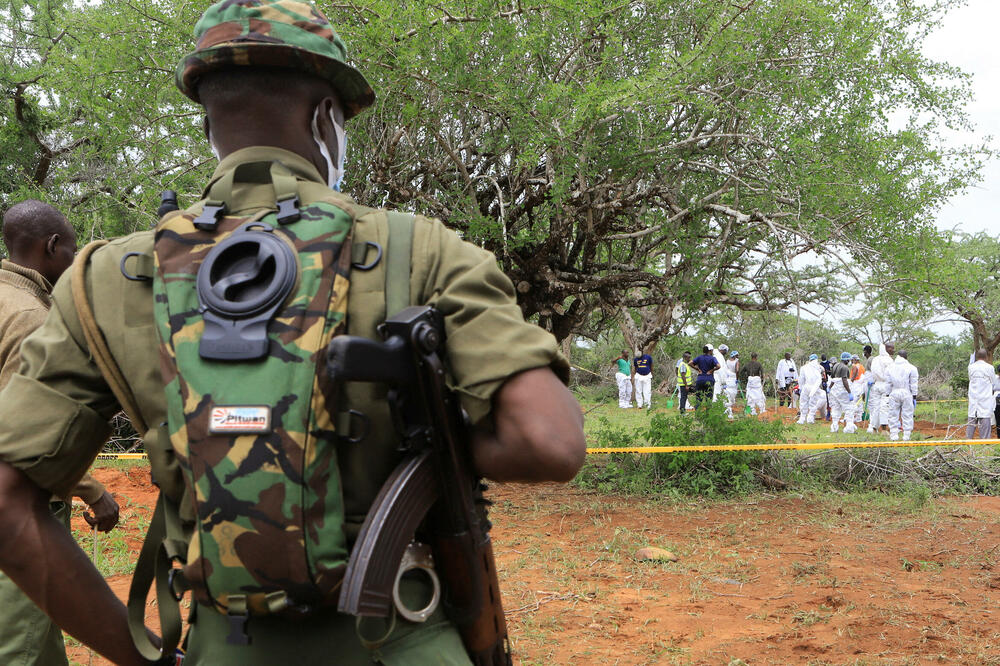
[95,438,999,460]
[571,365,608,380]
[588,438,1000,453]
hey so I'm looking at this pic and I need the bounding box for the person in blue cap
[828,352,857,433]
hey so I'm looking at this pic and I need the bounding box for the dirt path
[66,467,999,665]
[492,484,1000,665]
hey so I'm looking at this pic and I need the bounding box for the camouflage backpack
[140,160,361,655]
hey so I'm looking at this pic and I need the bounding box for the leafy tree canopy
[0,0,986,344]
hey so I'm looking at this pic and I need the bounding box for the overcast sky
[922,0,1000,235]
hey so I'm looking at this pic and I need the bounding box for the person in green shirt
[613,350,634,408]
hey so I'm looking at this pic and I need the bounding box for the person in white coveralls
[776,352,798,408]
[712,344,729,403]
[827,352,857,434]
[967,349,996,439]
[885,350,919,441]
[867,342,895,433]
[797,354,823,424]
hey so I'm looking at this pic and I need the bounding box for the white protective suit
[712,347,729,402]
[867,345,893,432]
[967,359,996,438]
[885,355,919,441]
[827,361,857,434]
[722,366,738,417]
[797,359,823,424]
[776,357,798,408]
[968,360,997,418]
[746,375,766,415]
[615,359,633,408]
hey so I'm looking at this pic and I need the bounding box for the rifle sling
[384,212,414,319]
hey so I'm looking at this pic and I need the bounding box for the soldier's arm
[0,263,146,664]
[471,367,585,482]
[0,463,147,666]
[414,217,585,482]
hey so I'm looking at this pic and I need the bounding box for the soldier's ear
[45,234,59,256]
[314,97,343,144]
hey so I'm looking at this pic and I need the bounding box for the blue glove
[867,378,874,387]
[912,397,917,408]
[847,394,854,402]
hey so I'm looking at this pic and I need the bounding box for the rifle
[326,305,511,666]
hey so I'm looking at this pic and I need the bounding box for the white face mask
[311,106,347,191]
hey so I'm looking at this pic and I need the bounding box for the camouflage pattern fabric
[153,193,354,616]
[176,0,375,119]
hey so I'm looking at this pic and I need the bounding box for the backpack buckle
[193,202,226,231]
[225,613,251,646]
[275,195,301,225]
[224,595,251,646]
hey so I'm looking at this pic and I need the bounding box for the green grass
[581,398,973,446]
[92,457,149,472]
[577,395,1000,498]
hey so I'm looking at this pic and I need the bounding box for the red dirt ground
[66,463,999,665]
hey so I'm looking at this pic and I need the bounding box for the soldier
[0,200,120,666]
[0,3,585,665]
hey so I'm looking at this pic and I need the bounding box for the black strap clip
[166,568,189,602]
[225,613,251,646]
[193,203,226,231]
[276,195,301,225]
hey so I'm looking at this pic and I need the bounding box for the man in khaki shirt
[0,200,119,665]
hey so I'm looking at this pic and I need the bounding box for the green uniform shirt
[0,146,567,662]
[616,358,630,375]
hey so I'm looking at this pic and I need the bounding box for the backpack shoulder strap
[71,241,149,434]
[384,211,415,318]
[73,242,188,659]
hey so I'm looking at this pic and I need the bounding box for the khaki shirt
[0,147,566,535]
[0,260,105,504]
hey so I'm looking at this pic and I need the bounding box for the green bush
[577,402,790,497]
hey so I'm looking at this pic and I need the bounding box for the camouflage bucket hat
[176,0,375,119]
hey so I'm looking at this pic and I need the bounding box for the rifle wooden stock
[434,532,510,665]
[327,306,512,665]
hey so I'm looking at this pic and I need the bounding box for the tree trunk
[560,335,573,365]
[619,301,679,356]
[970,319,998,364]
[619,308,641,356]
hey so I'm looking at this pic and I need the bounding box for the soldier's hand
[83,490,120,532]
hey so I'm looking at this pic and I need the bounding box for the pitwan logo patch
[209,406,272,434]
